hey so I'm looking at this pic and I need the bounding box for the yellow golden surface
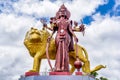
[24,27,106,74]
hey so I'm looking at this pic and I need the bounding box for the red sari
[54,18,73,72]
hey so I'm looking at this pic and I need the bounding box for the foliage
[90,71,98,77]
[90,72,108,80]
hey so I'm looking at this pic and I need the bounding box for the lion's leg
[77,46,91,74]
[32,58,41,72]
[29,52,42,72]
[82,60,91,74]
[79,55,91,73]
[79,56,90,74]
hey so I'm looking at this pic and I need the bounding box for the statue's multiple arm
[43,17,58,31]
[42,19,85,41]
[45,22,58,42]
[72,21,85,32]
[68,21,78,42]
[43,23,53,31]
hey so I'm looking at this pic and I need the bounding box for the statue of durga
[23,4,106,77]
[43,4,85,72]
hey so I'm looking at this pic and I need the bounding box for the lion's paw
[29,69,38,72]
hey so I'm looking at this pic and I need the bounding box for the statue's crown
[59,4,67,10]
[56,4,70,19]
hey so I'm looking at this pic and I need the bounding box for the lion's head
[24,27,50,57]
[24,27,50,43]
[26,27,41,42]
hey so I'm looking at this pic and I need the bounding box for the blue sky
[83,0,119,24]
[0,0,120,80]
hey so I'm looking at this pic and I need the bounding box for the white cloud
[67,0,106,20]
[109,0,120,16]
[0,13,43,46]
[0,46,32,80]
[0,13,35,32]
[13,0,59,17]
[12,0,106,21]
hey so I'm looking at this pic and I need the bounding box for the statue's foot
[55,68,61,72]
[61,67,64,71]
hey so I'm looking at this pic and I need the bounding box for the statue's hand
[74,21,78,27]
[47,36,51,42]
[79,24,85,32]
[43,23,47,27]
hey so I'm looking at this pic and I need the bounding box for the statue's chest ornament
[60,29,64,33]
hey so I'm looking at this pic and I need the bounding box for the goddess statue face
[59,8,67,17]
[56,4,70,19]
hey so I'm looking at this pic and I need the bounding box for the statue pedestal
[75,72,82,75]
[49,72,71,75]
[19,75,95,80]
[25,72,39,76]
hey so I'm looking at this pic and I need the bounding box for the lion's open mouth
[29,33,41,42]
[30,31,40,35]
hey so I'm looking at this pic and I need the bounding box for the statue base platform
[75,72,82,75]
[49,72,71,75]
[19,75,95,80]
[25,72,39,77]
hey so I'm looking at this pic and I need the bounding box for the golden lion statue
[24,27,106,74]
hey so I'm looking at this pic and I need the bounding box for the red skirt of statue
[55,30,71,72]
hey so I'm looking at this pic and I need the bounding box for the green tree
[90,72,108,80]
[100,77,108,80]
[90,71,98,77]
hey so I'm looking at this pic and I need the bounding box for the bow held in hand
[74,37,78,43]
